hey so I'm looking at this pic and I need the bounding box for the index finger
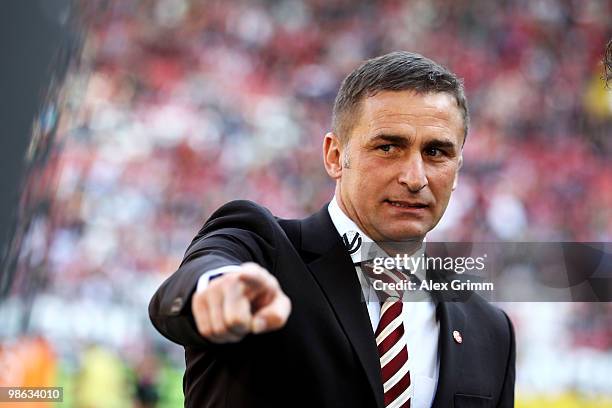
[237,265,279,299]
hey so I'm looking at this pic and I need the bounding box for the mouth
[384,199,429,210]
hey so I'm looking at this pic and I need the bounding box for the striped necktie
[359,261,413,407]
[376,297,412,407]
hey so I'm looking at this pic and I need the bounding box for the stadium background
[1,0,611,406]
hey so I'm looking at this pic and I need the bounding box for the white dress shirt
[328,196,439,408]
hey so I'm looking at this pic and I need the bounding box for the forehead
[357,90,464,140]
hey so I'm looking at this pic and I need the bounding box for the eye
[378,144,395,153]
[425,147,443,157]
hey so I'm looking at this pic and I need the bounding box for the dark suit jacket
[149,200,515,408]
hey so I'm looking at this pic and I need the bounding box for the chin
[382,227,428,242]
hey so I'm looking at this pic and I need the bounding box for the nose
[398,154,428,193]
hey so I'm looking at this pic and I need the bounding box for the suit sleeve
[148,200,278,347]
[497,311,516,408]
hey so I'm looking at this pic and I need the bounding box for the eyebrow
[369,134,410,146]
[369,134,457,152]
[423,139,457,152]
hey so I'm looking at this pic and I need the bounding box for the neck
[334,187,424,257]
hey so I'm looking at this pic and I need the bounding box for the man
[149,51,515,408]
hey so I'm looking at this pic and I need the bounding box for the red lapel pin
[453,330,463,344]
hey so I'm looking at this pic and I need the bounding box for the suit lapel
[300,205,385,408]
[297,207,469,408]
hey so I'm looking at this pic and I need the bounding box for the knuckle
[209,277,229,291]
[223,272,240,284]
[192,292,206,309]
[225,314,241,327]
[209,315,225,335]
[234,281,246,295]
[192,305,207,321]
[200,325,212,338]
[210,325,226,337]
[224,315,239,331]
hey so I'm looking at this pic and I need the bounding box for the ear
[452,155,463,191]
[323,132,343,179]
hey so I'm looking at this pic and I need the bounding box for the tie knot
[359,260,412,301]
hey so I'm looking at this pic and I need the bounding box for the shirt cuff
[196,265,243,293]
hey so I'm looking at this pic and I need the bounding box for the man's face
[324,90,465,242]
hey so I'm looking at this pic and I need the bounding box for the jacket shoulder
[208,199,276,219]
[197,200,278,235]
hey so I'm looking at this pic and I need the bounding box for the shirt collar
[328,195,371,264]
[327,195,427,281]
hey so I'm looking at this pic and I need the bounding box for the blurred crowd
[2,0,612,406]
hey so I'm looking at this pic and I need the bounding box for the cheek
[350,159,388,194]
[353,174,378,202]
[360,167,393,199]
[341,168,370,202]
[429,166,458,200]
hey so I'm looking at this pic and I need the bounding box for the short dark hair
[332,51,469,145]
[605,39,612,88]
